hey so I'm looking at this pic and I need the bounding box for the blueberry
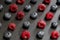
[36,31,44,39]
[23,21,30,29]
[4,31,12,39]
[56,0,60,5]
[0,4,3,11]
[30,12,38,19]
[3,12,11,20]
[30,0,37,4]
[50,5,58,12]
[24,5,31,12]
[0,22,2,28]
[51,22,58,29]
[59,15,60,20]
[5,0,12,4]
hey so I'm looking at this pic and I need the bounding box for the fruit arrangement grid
[0,0,60,40]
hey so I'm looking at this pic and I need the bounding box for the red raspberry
[37,20,46,29]
[9,4,18,13]
[38,4,46,11]
[16,11,25,20]
[21,30,30,39]
[16,0,25,5]
[44,0,51,4]
[8,23,16,31]
[45,12,54,20]
[51,31,59,39]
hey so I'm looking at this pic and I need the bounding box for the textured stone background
[0,0,60,40]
